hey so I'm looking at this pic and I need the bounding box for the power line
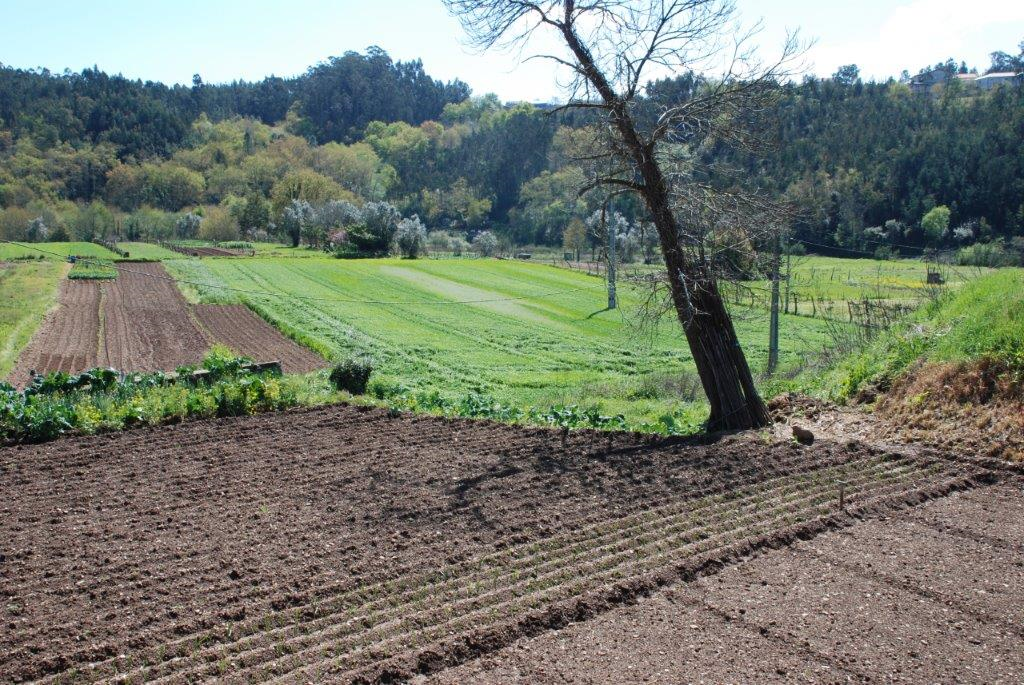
[794,238,932,256]
[1,240,608,305]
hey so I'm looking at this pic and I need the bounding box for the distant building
[976,72,1023,90]
[907,68,950,95]
[954,73,979,88]
[905,68,1021,95]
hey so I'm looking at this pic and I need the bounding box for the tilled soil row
[0,404,999,684]
[5,263,326,385]
[6,280,101,386]
[192,304,327,374]
[77,456,935,684]
[98,263,209,373]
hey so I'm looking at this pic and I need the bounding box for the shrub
[348,202,400,255]
[198,206,241,242]
[873,245,898,261]
[921,205,951,242]
[395,215,427,258]
[472,230,498,257]
[329,357,374,394]
[427,230,452,253]
[956,240,1021,268]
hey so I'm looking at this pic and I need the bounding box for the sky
[1,0,1022,102]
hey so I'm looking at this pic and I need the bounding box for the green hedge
[0,351,299,444]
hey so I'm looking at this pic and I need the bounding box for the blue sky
[2,0,1022,101]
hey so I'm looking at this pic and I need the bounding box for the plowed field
[98,262,209,373]
[7,279,102,383]
[5,263,326,385]
[0,404,1004,683]
[193,304,327,374]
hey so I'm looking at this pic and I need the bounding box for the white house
[976,72,1022,91]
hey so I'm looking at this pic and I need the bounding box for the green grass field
[117,242,183,260]
[0,241,119,261]
[165,257,834,426]
[0,243,1010,431]
[0,260,65,378]
[790,268,1024,400]
[784,255,983,301]
[68,259,117,279]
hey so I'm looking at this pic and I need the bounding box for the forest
[1,44,1022,262]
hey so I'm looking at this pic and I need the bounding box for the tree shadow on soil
[444,429,821,533]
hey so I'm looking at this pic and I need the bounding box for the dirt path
[0,404,1010,683]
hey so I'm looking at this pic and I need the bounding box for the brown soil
[432,484,1024,684]
[193,304,328,374]
[6,279,102,386]
[0,403,1006,683]
[6,263,326,384]
[98,262,209,373]
[769,360,1024,464]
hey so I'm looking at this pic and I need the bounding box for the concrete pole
[607,218,617,310]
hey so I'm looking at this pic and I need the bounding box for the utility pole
[606,214,617,310]
[768,228,781,374]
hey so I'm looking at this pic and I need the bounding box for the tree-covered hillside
[1,45,1022,262]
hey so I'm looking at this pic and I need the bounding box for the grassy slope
[0,260,65,378]
[0,242,119,260]
[165,256,832,426]
[785,268,1024,400]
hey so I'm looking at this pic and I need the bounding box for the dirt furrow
[91,460,950,683]
[0,403,1000,684]
[192,304,327,373]
[23,449,893,681]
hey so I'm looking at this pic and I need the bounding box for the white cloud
[806,0,1024,79]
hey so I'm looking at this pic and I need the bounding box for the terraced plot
[5,263,326,384]
[193,304,328,374]
[0,404,999,683]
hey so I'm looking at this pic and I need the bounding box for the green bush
[873,245,899,261]
[955,241,1021,268]
[329,357,374,394]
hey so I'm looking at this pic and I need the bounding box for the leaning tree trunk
[559,17,770,431]
[651,191,771,431]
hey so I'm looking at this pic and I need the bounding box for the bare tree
[446,0,801,430]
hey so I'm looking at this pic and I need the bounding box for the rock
[792,426,815,446]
